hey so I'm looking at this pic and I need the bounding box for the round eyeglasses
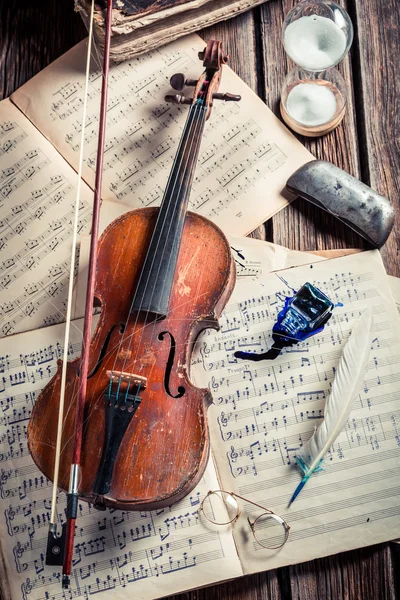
[199,490,290,550]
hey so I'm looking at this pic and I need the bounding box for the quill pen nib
[288,475,309,506]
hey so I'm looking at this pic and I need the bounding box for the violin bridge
[93,370,147,498]
[106,370,147,389]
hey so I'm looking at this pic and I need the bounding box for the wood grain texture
[258,0,366,252]
[0,0,86,100]
[348,0,400,276]
[0,0,398,598]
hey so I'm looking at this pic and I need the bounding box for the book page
[0,321,242,600]
[0,99,94,337]
[191,251,400,573]
[11,34,313,237]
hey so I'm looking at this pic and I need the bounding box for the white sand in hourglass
[280,76,346,136]
[284,15,347,70]
[287,83,337,126]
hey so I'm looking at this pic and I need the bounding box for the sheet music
[11,34,313,237]
[191,250,400,573]
[0,321,242,600]
[388,275,400,315]
[0,100,94,337]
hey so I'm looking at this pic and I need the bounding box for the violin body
[28,207,235,510]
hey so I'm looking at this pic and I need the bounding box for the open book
[1,250,400,600]
[74,0,272,61]
[0,33,312,338]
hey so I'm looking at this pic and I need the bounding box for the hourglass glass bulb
[282,1,353,71]
[280,67,347,136]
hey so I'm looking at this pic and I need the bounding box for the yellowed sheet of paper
[0,320,242,600]
[388,275,400,315]
[191,250,400,573]
[11,34,313,237]
[0,99,93,337]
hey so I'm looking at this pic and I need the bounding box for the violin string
[114,103,207,388]
[56,102,209,457]
[106,103,200,369]
[109,103,203,391]
[109,102,205,385]
[49,0,96,528]
[124,104,208,386]
[56,289,217,458]
[125,106,205,390]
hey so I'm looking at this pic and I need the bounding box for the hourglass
[280,1,353,136]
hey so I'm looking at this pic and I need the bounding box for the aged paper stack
[74,0,272,60]
[0,32,399,600]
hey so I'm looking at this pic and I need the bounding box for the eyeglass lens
[251,513,289,549]
[201,491,239,525]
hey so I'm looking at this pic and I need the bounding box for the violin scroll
[198,39,229,68]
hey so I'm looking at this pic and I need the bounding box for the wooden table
[1,0,399,598]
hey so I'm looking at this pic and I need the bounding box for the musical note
[190,252,400,569]
[0,313,242,599]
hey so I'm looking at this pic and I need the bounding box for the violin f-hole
[158,331,185,399]
[87,322,125,378]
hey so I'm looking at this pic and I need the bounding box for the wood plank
[350,0,400,276]
[0,0,86,100]
[168,570,284,600]
[256,2,398,600]
[288,544,396,600]
[258,0,366,252]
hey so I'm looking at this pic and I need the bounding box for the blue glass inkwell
[235,283,334,361]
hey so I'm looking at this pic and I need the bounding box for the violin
[27,32,240,585]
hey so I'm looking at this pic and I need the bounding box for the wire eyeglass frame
[199,490,290,550]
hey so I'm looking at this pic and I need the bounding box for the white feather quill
[289,307,374,505]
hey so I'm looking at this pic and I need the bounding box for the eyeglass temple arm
[230,492,275,515]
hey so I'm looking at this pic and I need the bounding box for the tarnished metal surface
[287,160,395,248]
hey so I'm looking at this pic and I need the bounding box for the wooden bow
[44,0,114,588]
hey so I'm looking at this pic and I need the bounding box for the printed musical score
[11,34,313,237]
[0,321,241,600]
[228,236,289,280]
[0,250,399,599]
[191,251,400,572]
[0,100,94,337]
[1,33,312,336]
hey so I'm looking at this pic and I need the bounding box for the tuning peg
[170,73,197,91]
[212,92,242,102]
[165,94,193,105]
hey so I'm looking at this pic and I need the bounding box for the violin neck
[131,103,207,318]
